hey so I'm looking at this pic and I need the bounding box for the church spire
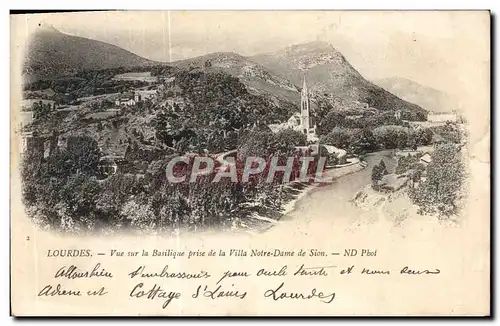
[300,74,310,132]
[301,74,309,111]
[295,73,317,143]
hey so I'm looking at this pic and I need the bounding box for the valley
[18,26,466,234]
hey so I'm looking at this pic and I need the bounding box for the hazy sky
[20,11,490,106]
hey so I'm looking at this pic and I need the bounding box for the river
[272,150,398,235]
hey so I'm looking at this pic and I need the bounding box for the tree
[174,137,189,154]
[272,129,307,150]
[409,143,465,218]
[95,174,142,219]
[237,129,274,160]
[411,169,422,185]
[407,132,418,150]
[59,174,101,221]
[32,101,52,120]
[153,111,174,146]
[120,197,156,231]
[318,145,338,167]
[320,127,358,150]
[65,136,102,176]
[21,139,103,231]
[372,159,389,188]
[379,159,388,175]
[351,128,377,154]
[371,164,383,187]
[318,111,346,135]
[416,128,433,146]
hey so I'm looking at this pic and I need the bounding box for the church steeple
[300,75,310,132]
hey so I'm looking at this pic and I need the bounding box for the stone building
[115,92,141,106]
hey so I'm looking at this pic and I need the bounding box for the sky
[18,11,490,109]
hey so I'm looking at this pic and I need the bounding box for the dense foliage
[21,129,327,233]
[150,70,296,154]
[395,154,426,175]
[409,143,465,218]
[320,125,433,155]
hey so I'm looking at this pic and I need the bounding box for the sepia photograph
[16,11,474,235]
[9,10,491,316]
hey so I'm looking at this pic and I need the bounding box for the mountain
[171,52,303,114]
[23,25,157,81]
[251,41,427,117]
[24,29,427,119]
[373,77,458,113]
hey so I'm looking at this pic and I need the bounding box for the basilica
[268,76,318,143]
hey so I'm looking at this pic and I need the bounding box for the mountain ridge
[23,27,427,119]
[250,41,427,118]
[171,51,302,109]
[23,25,159,81]
[373,76,458,113]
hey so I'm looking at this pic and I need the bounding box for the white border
[4,1,499,10]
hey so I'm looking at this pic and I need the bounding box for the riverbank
[281,160,366,216]
[235,158,367,233]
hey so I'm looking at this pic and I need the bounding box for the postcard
[10,10,490,316]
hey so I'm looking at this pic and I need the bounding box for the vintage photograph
[9,10,491,317]
[14,11,479,236]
